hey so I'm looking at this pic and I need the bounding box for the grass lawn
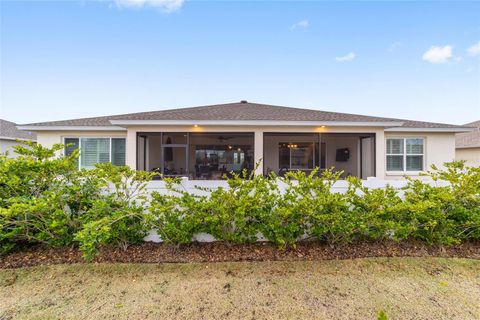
[1,257,479,320]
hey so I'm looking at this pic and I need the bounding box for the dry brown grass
[1,257,479,320]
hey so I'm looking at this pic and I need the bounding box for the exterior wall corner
[126,129,137,169]
[254,130,264,175]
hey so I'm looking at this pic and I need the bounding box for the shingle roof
[22,101,467,129]
[0,119,36,140]
[456,121,480,149]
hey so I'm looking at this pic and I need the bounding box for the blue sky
[1,0,479,125]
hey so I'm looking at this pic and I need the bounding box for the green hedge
[1,142,479,261]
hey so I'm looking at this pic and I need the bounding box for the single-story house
[0,119,37,158]
[17,101,471,180]
[456,120,480,167]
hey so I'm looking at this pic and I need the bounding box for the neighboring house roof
[18,101,469,131]
[456,120,480,149]
[0,119,36,141]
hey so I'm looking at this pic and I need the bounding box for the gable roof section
[18,102,469,131]
[0,119,36,141]
[456,120,480,149]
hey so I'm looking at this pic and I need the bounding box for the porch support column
[254,130,264,175]
[126,128,137,170]
[375,130,385,179]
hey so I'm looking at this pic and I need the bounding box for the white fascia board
[0,136,35,142]
[109,120,405,127]
[16,125,127,131]
[385,127,473,133]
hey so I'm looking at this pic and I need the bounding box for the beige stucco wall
[456,148,480,167]
[323,135,361,177]
[0,139,24,158]
[384,132,456,180]
[36,131,127,155]
[33,127,457,180]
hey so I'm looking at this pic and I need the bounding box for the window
[278,142,325,170]
[111,138,126,166]
[65,138,80,167]
[64,137,126,169]
[386,138,424,172]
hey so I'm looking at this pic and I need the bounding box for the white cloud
[387,41,403,52]
[290,20,309,30]
[422,45,453,64]
[112,0,184,11]
[467,41,480,56]
[335,52,356,62]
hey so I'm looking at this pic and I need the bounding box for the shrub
[344,176,407,242]
[253,171,305,247]
[96,161,480,249]
[74,163,156,260]
[282,169,352,245]
[427,161,480,240]
[267,169,344,246]
[0,142,102,254]
[206,169,279,244]
[395,162,480,244]
[150,168,283,245]
[0,142,156,260]
[149,177,210,244]
[1,142,479,261]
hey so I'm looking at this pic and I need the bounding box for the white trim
[110,120,405,127]
[17,125,126,131]
[386,137,425,173]
[0,136,35,142]
[385,127,471,133]
[109,138,112,164]
[386,171,423,176]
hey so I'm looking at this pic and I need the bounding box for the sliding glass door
[190,133,254,180]
[279,142,323,171]
[160,133,188,177]
[161,145,188,176]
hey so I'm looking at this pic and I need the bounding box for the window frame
[386,137,425,174]
[64,137,126,170]
[279,141,317,171]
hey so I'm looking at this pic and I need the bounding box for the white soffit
[385,127,473,133]
[16,126,127,131]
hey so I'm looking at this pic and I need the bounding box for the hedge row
[1,142,479,261]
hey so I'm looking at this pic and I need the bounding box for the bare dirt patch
[0,258,479,319]
[1,241,479,269]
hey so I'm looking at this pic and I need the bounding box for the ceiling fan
[217,136,234,142]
